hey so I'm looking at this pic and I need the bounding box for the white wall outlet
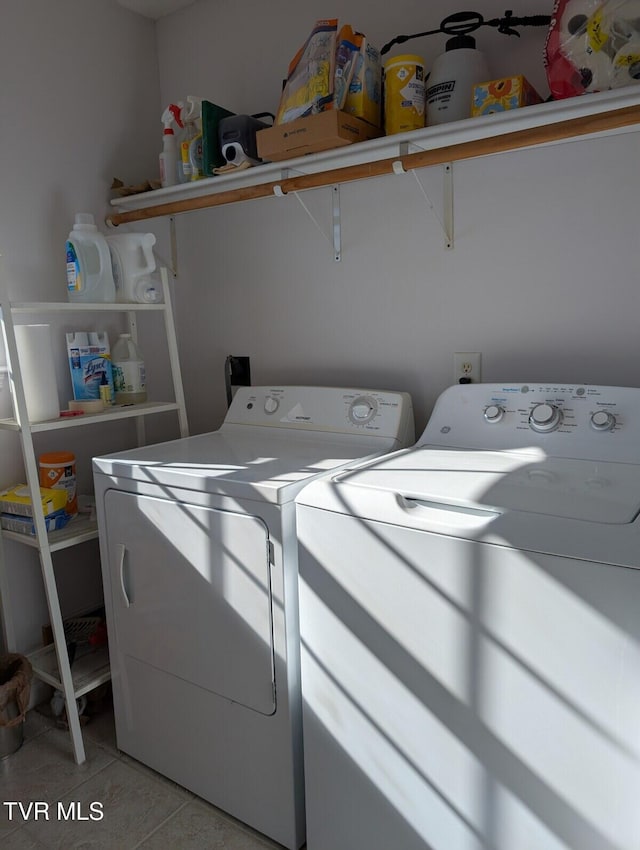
[453,352,482,385]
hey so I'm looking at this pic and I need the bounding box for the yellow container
[383,54,426,135]
[39,451,77,516]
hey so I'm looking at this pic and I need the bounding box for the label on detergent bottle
[113,360,146,395]
[66,241,81,293]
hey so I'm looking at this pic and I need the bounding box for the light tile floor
[1,699,294,849]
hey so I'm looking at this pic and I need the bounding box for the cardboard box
[0,484,67,517]
[471,75,543,117]
[257,110,381,161]
[344,38,382,127]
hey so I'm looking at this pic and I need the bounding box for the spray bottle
[159,103,183,188]
[180,96,204,181]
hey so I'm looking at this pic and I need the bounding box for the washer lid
[303,446,640,524]
[93,425,397,504]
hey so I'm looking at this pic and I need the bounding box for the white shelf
[6,301,166,313]
[108,87,640,226]
[0,401,182,433]
[2,513,99,551]
[28,643,111,698]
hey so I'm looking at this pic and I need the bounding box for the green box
[202,100,235,176]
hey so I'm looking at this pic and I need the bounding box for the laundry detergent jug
[106,232,157,303]
[66,213,116,303]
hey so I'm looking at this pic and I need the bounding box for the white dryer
[296,383,640,850]
[92,385,414,850]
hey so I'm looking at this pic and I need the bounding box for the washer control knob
[529,403,562,433]
[590,410,616,431]
[264,396,279,414]
[349,396,377,424]
[484,404,504,424]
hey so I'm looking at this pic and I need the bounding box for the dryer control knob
[590,410,616,431]
[349,396,377,424]
[264,396,279,414]
[484,404,504,423]
[529,403,562,433]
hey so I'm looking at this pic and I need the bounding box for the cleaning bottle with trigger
[159,103,183,188]
[180,96,204,181]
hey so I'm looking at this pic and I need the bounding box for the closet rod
[107,104,640,227]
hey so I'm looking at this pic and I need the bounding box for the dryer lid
[93,425,398,504]
[311,447,640,524]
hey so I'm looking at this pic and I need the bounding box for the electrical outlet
[453,352,482,385]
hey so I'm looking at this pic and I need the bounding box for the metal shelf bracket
[396,142,454,249]
[275,169,341,261]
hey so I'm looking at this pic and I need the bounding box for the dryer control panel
[225,386,415,445]
[422,383,640,462]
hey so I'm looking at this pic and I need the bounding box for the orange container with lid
[39,451,77,516]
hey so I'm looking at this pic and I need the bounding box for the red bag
[545,0,640,99]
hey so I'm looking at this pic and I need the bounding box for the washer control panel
[423,383,638,461]
[226,386,414,443]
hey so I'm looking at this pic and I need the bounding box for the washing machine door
[104,490,275,715]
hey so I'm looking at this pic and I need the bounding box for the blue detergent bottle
[66,213,116,303]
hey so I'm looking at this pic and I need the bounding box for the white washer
[296,383,640,850]
[92,385,414,850]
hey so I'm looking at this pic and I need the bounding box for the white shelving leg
[0,305,21,653]
[37,543,86,765]
[160,267,189,438]
[0,299,86,764]
[126,310,147,447]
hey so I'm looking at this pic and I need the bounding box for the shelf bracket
[169,216,178,277]
[443,163,454,250]
[396,143,454,249]
[275,170,341,261]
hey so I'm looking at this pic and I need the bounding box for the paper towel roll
[559,0,604,48]
[564,39,614,88]
[611,38,640,85]
[558,0,614,89]
[14,324,60,422]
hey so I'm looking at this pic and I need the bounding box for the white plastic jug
[112,333,147,404]
[426,35,490,125]
[66,214,117,303]
[106,232,157,303]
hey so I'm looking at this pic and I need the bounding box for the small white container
[426,35,490,125]
[112,334,147,405]
[106,232,157,302]
[66,213,116,303]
